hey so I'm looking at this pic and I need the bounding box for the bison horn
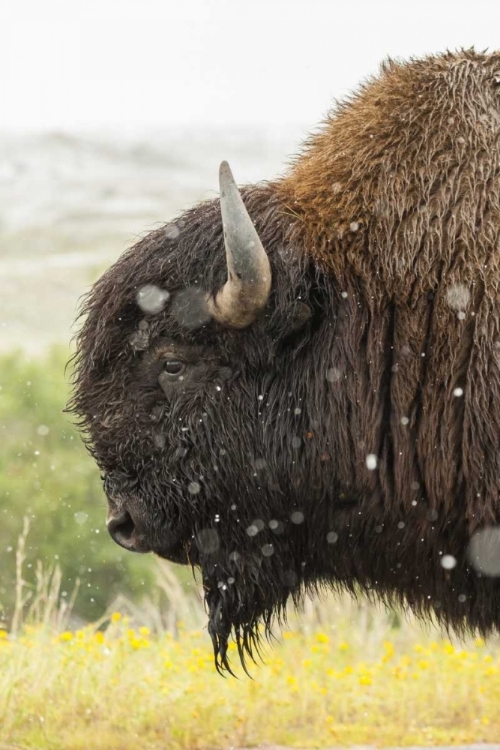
[207,161,271,328]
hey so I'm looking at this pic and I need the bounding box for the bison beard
[201,544,291,676]
[70,50,500,672]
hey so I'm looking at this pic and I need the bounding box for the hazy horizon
[2,0,500,131]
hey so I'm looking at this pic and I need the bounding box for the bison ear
[206,161,272,329]
[285,302,312,334]
[268,301,312,342]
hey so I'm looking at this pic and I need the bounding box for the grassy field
[1,604,500,749]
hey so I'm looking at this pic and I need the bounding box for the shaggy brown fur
[71,50,500,672]
[278,49,500,531]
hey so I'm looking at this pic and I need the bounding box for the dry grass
[2,523,500,749]
[1,607,500,749]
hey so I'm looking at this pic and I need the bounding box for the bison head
[71,162,334,672]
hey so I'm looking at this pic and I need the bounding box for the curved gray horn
[207,161,271,328]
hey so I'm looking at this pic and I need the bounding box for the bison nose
[107,510,146,552]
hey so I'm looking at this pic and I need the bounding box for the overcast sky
[1,0,500,132]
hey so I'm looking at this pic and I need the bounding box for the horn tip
[219,160,233,183]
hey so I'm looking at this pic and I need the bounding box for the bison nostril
[107,510,138,551]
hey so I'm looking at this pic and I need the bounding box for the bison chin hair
[198,546,304,676]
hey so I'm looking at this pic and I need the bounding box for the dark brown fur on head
[70,50,500,672]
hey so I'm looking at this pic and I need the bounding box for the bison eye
[163,359,185,377]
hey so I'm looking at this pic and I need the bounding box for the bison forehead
[75,185,312,372]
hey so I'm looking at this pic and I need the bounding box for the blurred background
[1,0,500,626]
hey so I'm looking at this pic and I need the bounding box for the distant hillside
[0,127,303,352]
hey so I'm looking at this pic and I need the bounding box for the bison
[71,49,500,673]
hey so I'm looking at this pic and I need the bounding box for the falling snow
[164,224,181,240]
[440,555,457,570]
[136,284,170,314]
[195,528,220,555]
[446,283,471,312]
[74,512,88,525]
[468,527,500,576]
[326,367,342,383]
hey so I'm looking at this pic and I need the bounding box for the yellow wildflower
[315,632,329,644]
[382,641,395,662]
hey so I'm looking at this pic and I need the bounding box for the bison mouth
[155,534,195,565]
[106,501,195,565]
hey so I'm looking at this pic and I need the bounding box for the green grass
[0,349,156,624]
